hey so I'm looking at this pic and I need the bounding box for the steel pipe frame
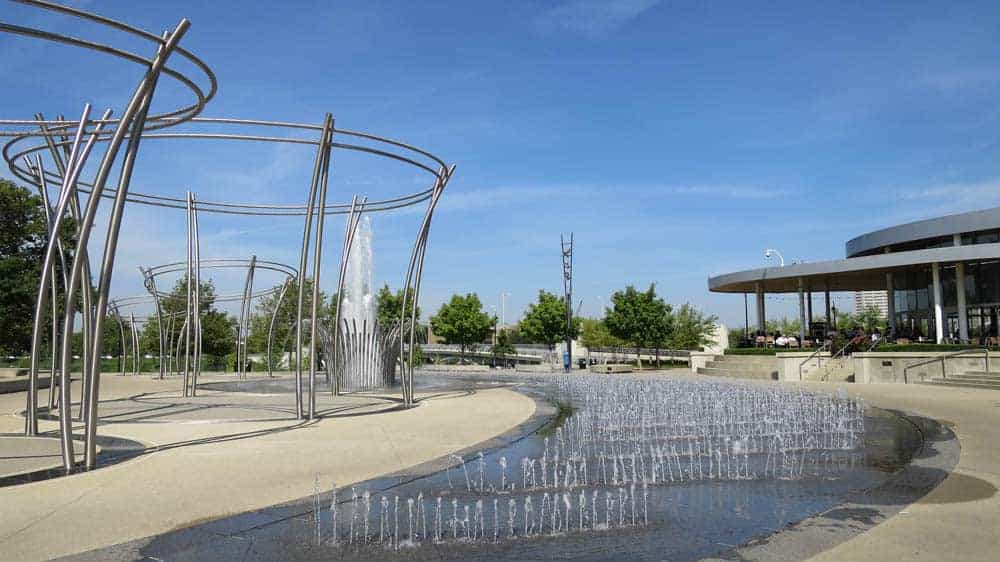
[140,267,167,379]
[330,196,366,396]
[295,114,333,420]
[24,157,69,414]
[398,165,454,406]
[7,2,455,470]
[75,23,190,472]
[307,116,335,420]
[1,1,216,131]
[236,255,257,380]
[191,192,203,396]
[33,116,99,421]
[23,106,107,437]
[266,278,292,377]
[183,192,194,397]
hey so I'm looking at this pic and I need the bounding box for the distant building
[708,206,1000,344]
[854,290,889,317]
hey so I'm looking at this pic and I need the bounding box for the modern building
[708,207,1000,344]
[854,290,889,317]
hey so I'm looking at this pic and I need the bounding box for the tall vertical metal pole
[183,192,193,396]
[331,196,362,396]
[561,233,574,373]
[308,115,334,420]
[23,109,93,436]
[294,115,332,419]
[192,194,202,394]
[82,24,189,471]
[266,278,291,377]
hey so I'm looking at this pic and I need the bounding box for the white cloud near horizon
[533,0,662,36]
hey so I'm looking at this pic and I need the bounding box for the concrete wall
[689,352,715,373]
[852,351,990,384]
[775,352,832,381]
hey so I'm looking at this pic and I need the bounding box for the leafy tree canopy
[519,290,580,350]
[0,179,76,355]
[429,293,493,355]
[604,284,673,351]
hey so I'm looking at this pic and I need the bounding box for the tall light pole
[490,305,498,346]
[500,291,510,329]
[764,248,785,267]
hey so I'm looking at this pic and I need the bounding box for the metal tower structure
[560,233,574,372]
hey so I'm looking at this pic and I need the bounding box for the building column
[932,262,944,343]
[824,283,831,337]
[755,282,765,334]
[807,290,813,326]
[798,278,807,342]
[886,271,896,333]
[957,262,968,342]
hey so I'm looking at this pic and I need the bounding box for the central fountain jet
[332,217,402,392]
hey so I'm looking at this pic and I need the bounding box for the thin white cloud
[533,0,662,36]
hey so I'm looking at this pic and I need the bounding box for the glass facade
[892,259,1000,341]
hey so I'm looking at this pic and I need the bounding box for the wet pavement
[64,371,955,562]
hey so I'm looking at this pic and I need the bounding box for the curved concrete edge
[54,384,549,561]
[707,408,960,562]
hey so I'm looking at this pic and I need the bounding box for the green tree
[492,328,517,362]
[245,278,325,364]
[578,317,623,349]
[0,179,76,355]
[666,303,718,350]
[855,305,887,333]
[138,275,236,367]
[519,290,579,350]
[374,284,420,327]
[604,284,673,366]
[429,293,493,359]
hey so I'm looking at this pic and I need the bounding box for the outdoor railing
[902,347,990,384]
[798,341,831,381]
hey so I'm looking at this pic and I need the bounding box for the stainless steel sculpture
[1,0,454,473]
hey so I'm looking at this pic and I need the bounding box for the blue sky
[3,0,1000,327]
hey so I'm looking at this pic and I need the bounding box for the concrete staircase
[921,370,1000,390]
[697,355,778,381]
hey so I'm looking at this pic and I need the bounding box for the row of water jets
[314,479,649,549]
[311,375,866,550]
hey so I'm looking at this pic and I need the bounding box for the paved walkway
[0,374,536,561]
[799,381,999,562]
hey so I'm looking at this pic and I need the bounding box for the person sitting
[871,328,882,344]
[775,334,789,348]
[786,335,799,348]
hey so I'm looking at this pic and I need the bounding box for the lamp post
[764,248,785,267]
[500,292,510,329]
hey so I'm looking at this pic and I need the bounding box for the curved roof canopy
[708,242,1000,294]
[845,206,1000,258]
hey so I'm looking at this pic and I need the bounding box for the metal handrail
[798,341,831,381]
[902,347,990,384]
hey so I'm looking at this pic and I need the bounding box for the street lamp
[500,292,510,328]
[764,248,785,267]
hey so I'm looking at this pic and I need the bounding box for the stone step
[714,355,778,364]
[704,363,777,375]
[959,371,1000,378]
[696,366,778,380]
[919,379,1000,390]
[944,374,1000,384]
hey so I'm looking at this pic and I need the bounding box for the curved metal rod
[308,115,334,420]
[266,278,292,377]
[40,115,97,423]
[23,104,103,437]
[295,114,333,420]
[141,267,166,379]
[191,192,202,395]
[79,22,189,472]
[237,255,257,380]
